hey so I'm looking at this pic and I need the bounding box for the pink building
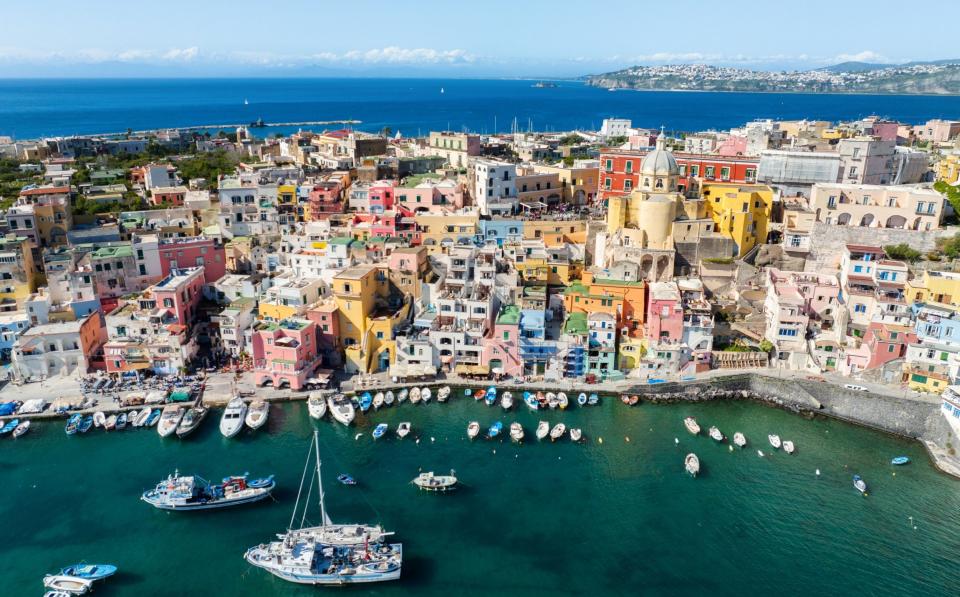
[396,179,464,213]
[158,237,226,283]
[645,282,683,344]
[151,186,188,207]
[308,181,345,219]
[482,305,523,377]
[252,318,321,390]
[152,267,205,328]
[368,180,395,213]
[716,135,749,157]
[868,121,900,143]
[306,300,340,361]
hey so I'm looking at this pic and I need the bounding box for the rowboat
[509,422,524,442]
[372,423,388,440]
[685,453,700,477]
[116,412,128,430]
[467,421,480,439]
[733,432,746,447]
[337,473,357,486]
[398,388,409,403]
[410,387,421,404]
[373,392,384,410]
[577,392,588,406]
[768,435,782,449]
[421,387,432,403]
[359,392,373,412]
[853,474,868,495]
[487,421,503,439]
[891,456,910,465]
[0,418,18,435]
[104,414,117,431]
[536,421,550,440]
[145,408,161,426]
[549,423,566,441]
[782,440,795,454]
[384,391,395,406]
[684,417,700,435]
[12,420,30,438]
[65,413,82,435]
[93,411,106,428]
[134,409,151,427]
[546,392,558,409]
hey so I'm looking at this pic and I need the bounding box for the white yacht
[328,396,355,426]
[768,434,782,449]
[308,393,327,419]
[246,400,269,430]
[157,405,185,438]
[220,398,248,438]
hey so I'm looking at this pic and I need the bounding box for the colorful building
[252,318,321,390]
[700,182,774,257]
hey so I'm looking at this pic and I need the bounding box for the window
[778,328,798,337]
[745,168,756,181]
[625,161,633,173]
[604,178,612,190]
[690,165,700,177]
[605,159,613,172]
[720,167,731,181]
[705,166,715,179]
[624,179,632,191]
[853,265,863,273]
[854,304,867,313]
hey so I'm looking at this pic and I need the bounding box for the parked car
[844,384,868,392]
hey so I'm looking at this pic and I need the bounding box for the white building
[471,159,517,216]
[600,119,632,138]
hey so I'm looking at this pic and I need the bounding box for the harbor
[3,395,960,595]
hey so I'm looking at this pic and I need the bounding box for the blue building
[478,219,523,247]
[0,312,30,361]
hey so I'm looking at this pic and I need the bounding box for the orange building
[562,270,647,338]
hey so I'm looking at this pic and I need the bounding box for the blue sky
[2,0,959,77]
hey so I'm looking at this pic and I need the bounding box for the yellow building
[0,235,37,311]
[18,186,72,247]
[905,270,960,308]
[523,219,587,244]
[700,182,774,257]
[937,154,960,185]
[415,212,479,254]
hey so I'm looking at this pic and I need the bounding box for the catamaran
[244,431,402,585]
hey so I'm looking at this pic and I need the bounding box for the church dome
[640,130,678,177]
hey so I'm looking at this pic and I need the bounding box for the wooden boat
[782,440,795,454]
[733,432,746,447]
[307,392,327,419]
[245,400,269,430]
[467,421,480,439]
[685,453,700,477]
[413,471,458,492]
[397,422,411,439]
[549,423,566,441]
[708,426,724,442]
[473,389,485,400]
[115,412,128,430]
[569,428,582,442]
[768,434,782,449]
[684,417,700,435]
[621,394,632,405]
[629,395,640,406]
[509,422,524,442]
[12,420,30,438]
[536,421,550,440]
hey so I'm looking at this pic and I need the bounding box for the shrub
[883,243,922,262]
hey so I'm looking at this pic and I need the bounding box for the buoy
[598,437,603,444]
[625,436,630,442]
[674,437,679,445]
[430,437,435,443]
[415,438,420,445]
[492,449,496,454]
[728,445,733,452]
[815,469,820,476]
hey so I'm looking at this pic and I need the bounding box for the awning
[454,364,490,375]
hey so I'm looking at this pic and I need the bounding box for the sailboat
[244,431,402,584]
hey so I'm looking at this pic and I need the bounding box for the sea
[2,395,958,596]
[1,78,960,140]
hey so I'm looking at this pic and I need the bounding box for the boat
[484,391,497,407]
[384,391,395,406]
[397,422,411,439]
[337,473,357,486]
[243,431,402,585]
[65,413,82,435]
[220,397,247,438]
[577,392,588,406]
[853,474,868,495]
[93,411,106,428]
[509,422,524,442]
[891,456,911,465]
[145,408,161,427]
[104,414,117,431]
[43,575,93,595]
[557,392,569,410]
[588,393,599,406]
[437,386,450,402]
[79,415,94,434]
[570,428,582,442]
[44,590,72,597]
[467,421,480,439]
[473,389,485,401]
[685,453,700,477]
[359,392,373,412]
[12,420,29,438]
[501,392,513,410]
[409,387,421,404]
[245,400,269,430]
[134,409,151,427]
[768,434,782,449]
[536,391,546,407]
[372,423,388,440]
[397,388,409,403]
[116,412,128,430]
[524,393,539,411]
[783,440,795,454]
[487,421,503,439]
[308,393,327,419]
[127,408,141,427]
[0,418,18,435]
[536,421,550,440]
[59,563,117,581]
[546,392,558,409]
[708,426,724,442]
[421,387,432,403]
[142,470,275,510]
[413,470,457,492]
[733,432,746,447]
[621,394,631,405]
[549,423,566,441]
[176,406,208,438]
[684,417,700,435]
[373,392,384,410]
[328,396,355,426]
[629,395,640,406]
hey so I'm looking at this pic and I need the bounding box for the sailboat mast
[313,429,328,525]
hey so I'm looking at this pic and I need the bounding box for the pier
[93,120,364,139]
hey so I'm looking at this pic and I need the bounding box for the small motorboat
[587,393,599,406]
[397,422,411,439]
[487,421,503,439]
[509,422,524,442]
[733,432,746,447]
[337,473,358,486]
[546,392,558,409]
[536,391,546,407]
[410,387,422,404]
[413,470,458,492]
[0,418,18,435]
[44,590,71,597]
[116,412,128,430]
[398,388,409,403]
[134,409,151,427]
[12,420,30,438]
[372,423,389,439]
[536,421,550,440]
[59,563,117,581]
[358,392,373,412]
[684,417,700,435]
[104,414,117,431]
[570,428,582,442]
[245,400,269,430]
[328,396,355,426]
[43,575,93,595]
[373,392,384,410]
[577,392,588,406]
[467,421,480,439]
[630,395,640,406]
[421,387,432,403]
[853,474,868,495]
[176,406,208,438]
[557,392,569,410]
[437,386,450,402]
[783,440,795,454]
[708,426,724,442]
[621,394,631,405]
[891,456,911,465]
[93,411,106,428]
[501,392,513,410]
[65,413,82,435]
[128,409,141,427]
[384,390,396,406]
[768,434,782,449]
[145,408,161,427]
[78,415,94,434]
[685,453,700,477]
[484,391,497,407]
[549,423,566,441]
[473,389,485,401]
[219,397,247,438]
[307,393,327,419]
[524,393,539,411]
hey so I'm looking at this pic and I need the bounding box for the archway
[885,215,907,229]
[836,213,852,226]
[859,214,875,227]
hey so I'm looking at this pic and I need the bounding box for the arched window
[655,178,664,190]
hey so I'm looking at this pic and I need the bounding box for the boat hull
[142,488,273,511]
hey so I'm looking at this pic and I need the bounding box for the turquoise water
[3,395,958,596]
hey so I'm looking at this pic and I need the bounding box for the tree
[883,243,923,262]
[759,339,774,353]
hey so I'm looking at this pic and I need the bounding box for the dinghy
[373,392,385,410]
[0,418,19,436]
[384,390,396,406]
[358,392,373,412]
[577,392,588,406]
[536,421,550,440]
[307,393,327,419]
[891,456,910,465]
[684,417,700,435]
[467,421,480,439]
[337,473,358,486]
[549,423,566,441]
[853,474,868,495]
[733,432,746,447]
[557,392,569,410]
[372,423,389,440]
[398,388,409,403]
[93,411,106,428]
[421,387,432,403]
[509,422,524,442]
[487,421,503,439]
[65,414,82,435]
[708,426,724,442]
[782,440,795,454]
[245,400,269,430]
[768,434,782,449]
[12,420,29,438]
[115,412,128,430]
[410,387,421,404]
[569,427,582,442]
[685,453,700,477]
[437,386,450,402]
[397,422,411,439]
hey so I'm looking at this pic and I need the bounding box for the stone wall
[804,223,958,273]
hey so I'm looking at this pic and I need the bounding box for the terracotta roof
[20,186,69,196]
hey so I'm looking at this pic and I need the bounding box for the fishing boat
[308,393,327,419]
[501,392,513,410]
[246,400,269,430]
[587,393,599,406]
[683,417,700,435]
[384,391,395,406]
[733,432,746,447]
[685,453,700,477]
[768,434,782,449]
[145,408,161,427]
[853,474,868,495]
[891,456,911,465]
[372,423,389,440]
[577,392,588,406]
[243,431,402,585]
[43,575,93,595]
[421,387,432,403]
[59,563,117,581]
[549,423,566,441]
[467,421,480,439]
[409,387,421,404]
[509,422,524,442]
[0,418,18,435]
[536,421,550,440]
[397,388,409,403]
[220,397,248,438]
[176,406,208,438]
[782,440,795,454]
[337,474,357,486]
[116,412,128,430]
[413,470,458,492]
[557,392,569,410]
[65,413,82,435]
[104,414,117,431]
[134,409,151,427]
[358,392,373,412]
[437,386,450,402]
[569,428,582,442]
[142,470,275,510]
[79,415,94,434]
[708,426,724,442]
[546,392,558,409]
[328,396,355,426]
[93,411,106,428]
[373,392,384,410]
[487,421,503,439]
[12,420,29,438]
[524,392,539,411]
[397,422,411,439]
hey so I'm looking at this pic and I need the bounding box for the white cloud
[831,50,889,64]
[317,46,474,64]
[0,46,200,64]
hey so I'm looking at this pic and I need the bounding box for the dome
[640,131,678,177]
